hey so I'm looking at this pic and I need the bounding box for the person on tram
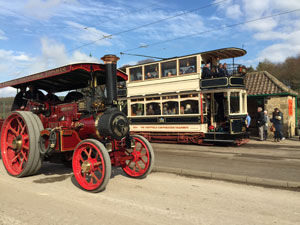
[146,105,154,115]
[11,86,27,111]
[216,63,225,77]
[201,63,212,79]
[223,63,229,77]
[45,89,61,104]
[25,85,45,102]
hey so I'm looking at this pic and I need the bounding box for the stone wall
[264,95,296,138]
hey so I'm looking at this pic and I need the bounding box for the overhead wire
[67,0,230,52]
[121,8,300,53]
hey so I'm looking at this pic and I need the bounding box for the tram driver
[11,86,27,111]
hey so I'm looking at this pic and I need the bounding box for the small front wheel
[122,135,155,178]
[72,139,111,192]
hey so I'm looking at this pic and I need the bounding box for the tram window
[131,103,144,116]
[163,101,178,115]
[179,57,197,75]
[130,67,142,81]
[131,98,144,102]
[146,96,160,101]
[162,95,178,100]
[145,64,159,79]
[180,100,199,114]
[180,93,198,98]
[230,92,240,113]
[161,60,177,77]
[146,103,161,115]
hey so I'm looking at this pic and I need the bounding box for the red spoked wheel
[72,139,111,192]
[0,111,43,177]
[122,135,154,178]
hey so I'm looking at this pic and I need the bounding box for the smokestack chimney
[101,54,120,107]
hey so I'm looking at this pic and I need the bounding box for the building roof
[245,71,298,96]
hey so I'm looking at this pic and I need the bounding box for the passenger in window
[163,106,168,115]
[186,66,194,73]
[25,85,45,102]
[184,104,193,114]
[136,108,142,116]
[11,86,27,111]
[201,63,212,79]
[180,106,184,114]
[145,72,153,79]
[147,105,154,115]
[167,71,173,77]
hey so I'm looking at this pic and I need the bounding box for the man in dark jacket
[256,107,265,141]
[271,108,283,142]
[201,63,212,79]
[11,86,27,111]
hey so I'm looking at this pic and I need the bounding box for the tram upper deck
[125,47,247,97]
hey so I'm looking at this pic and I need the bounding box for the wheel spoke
[91,172,99,182]
[16,118,23,134]
[8,125,18,136]
[79,155,84,163]
[136,162,142,171]
[140,158,147,165]
[18,158,25,170]
[126,159,132,167]
[20,150,28,162]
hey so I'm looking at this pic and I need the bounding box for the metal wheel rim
[73,142,106,191]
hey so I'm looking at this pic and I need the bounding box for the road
[152,138,300,182]
[1,160,300,225]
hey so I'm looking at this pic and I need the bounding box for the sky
[1,0,300,96]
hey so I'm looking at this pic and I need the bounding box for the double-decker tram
[122,48,248,145]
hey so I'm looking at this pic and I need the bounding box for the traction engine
[0,55,154,192]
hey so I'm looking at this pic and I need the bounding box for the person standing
[271,108,283,142]
[263,110,270,140]
[11,86,27,110]
[256,107,265,141]
[245,112,251,138]
[201,63,212,79]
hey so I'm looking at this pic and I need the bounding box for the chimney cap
[101,54,120,64]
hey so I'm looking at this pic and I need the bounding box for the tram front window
[130,67,142,81]
[230,92,240,114]
[179,57,197,75]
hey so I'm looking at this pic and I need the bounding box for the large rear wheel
[121,135,154,178]
[0,111,43,177]
[72,139,111,192]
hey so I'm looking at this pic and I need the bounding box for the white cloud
[258,43,300,62]
[64,21,112,46]
[23,0,77,19]
[226,4,242,19]
[0,87,17,97]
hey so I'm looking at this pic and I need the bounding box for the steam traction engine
[0,55,154,192]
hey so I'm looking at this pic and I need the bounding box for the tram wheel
[0,111,43,177]
[121,135,155,178]
[72,139,111,192]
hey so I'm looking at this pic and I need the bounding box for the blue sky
[1,0,300,96]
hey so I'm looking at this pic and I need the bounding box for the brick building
[245,71,298,138]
